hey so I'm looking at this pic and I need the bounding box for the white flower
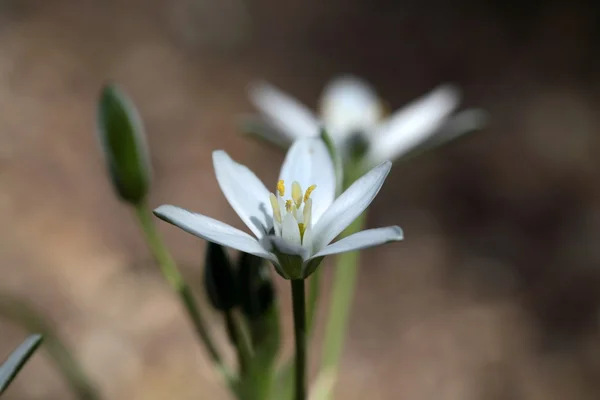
[154,137,403,279]
[247,75,487,166]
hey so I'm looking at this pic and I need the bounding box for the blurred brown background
[2,0,600,398]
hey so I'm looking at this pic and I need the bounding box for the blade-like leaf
[0,334,43,394]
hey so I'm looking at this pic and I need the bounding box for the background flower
[248,75,487,166]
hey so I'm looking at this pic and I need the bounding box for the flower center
[269,180,316,243]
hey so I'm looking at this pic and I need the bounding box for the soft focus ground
[2,0,600,399]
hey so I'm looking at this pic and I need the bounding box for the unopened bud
[96,84,151,205]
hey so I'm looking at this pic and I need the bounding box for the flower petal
[282,213,301,246]
[420,108,489,150]
[320,75,382,143]
[248,81,320,141]
[213,150,273,238]
[366,85,460,164]
[311,226,403,258]
[238,114,291,149]
[278,137,336,222]
[311,161,391,251]
[154,205,275,261]
[266,236,309,260]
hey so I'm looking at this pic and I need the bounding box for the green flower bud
[97,84,151,205]
[238,252,274,320]
[204,242,239,311]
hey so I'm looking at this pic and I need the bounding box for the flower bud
[97,84,151,205]
[204,242,238,311]
[238,252,274,320]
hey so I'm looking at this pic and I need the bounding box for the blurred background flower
[2,0,600,399]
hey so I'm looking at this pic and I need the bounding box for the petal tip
[436,83,461,99]
[153,204,178,219]
[212,150,230,165]
[391,225,404,241]
[248,80,279,102]
[379,160,393,173]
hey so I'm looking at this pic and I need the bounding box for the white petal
[423,108,489,148]
[366,85,460,164]
[213,150,272,238]
[311,226,403,258]
[390,108,489,164]
[302,224,313,255]
[282,213,301,246]
[248,81,320,141]
[319,75,381,143]
[266,236,309,260]
[239,114,292,148]
[311,161,391,251]
[154,205,275,261]
[278,137,336,222]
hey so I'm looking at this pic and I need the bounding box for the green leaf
[0,334,43,394]
[204,242,239,311]
[97,84,151,205]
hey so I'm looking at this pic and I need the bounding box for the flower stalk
[134,203,232,380]
[291,279,307,400]
[317,158,368,399]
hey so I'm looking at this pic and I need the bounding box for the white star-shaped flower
[154,137,403,279]
[247,75,487,166]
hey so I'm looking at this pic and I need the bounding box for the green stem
[317,159,368,399]
[319,212,365,386]
[134,203,229,378]
[224,311,253,376]
[0,295,100,400]
[306,267,322,335]
[291,280,306,400]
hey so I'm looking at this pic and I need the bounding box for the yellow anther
[277,180,285,197]
[304,185,317,202]
[298,223,306,241]
[292,181,303,208]
[269,193,281,223]
[285,200,293,212]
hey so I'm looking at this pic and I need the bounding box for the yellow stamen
[304,185,317,202]
[303,198,312,226]
[269,193,281,223]
[285,200,293,212]
[277,180,285,197]
[298,223,306,241]
[292,181,303,208]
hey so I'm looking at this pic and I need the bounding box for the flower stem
[306,266,322,334]
[0,295,100,400]
[224,310,253,375]
[134,203,230,379]
[291,279,306,400]
[318,212,365,397]
[317,158,368,399]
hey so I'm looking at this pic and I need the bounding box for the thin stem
[134,203,230,378]
[224,310,253,375]
[0,295,100,400]
[291,279,306,400]
[317,159,367,399]
[319,212,365,387]
[306,266,322,335]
